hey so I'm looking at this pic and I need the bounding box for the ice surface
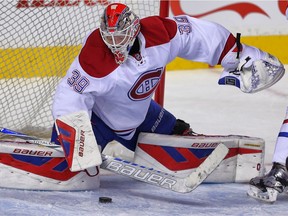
[1,67,288,215]
[1,174,288,216]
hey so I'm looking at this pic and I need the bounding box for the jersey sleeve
[52,58,97,120]
[166,15,235,66]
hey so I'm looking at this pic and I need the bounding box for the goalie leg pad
[133,133,265,183]
[0,154,100,191]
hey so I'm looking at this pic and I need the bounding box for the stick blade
[184,143,229,191]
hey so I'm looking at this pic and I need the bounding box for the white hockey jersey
[52,15,235,140]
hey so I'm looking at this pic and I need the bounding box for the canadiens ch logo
[128,67,164,101]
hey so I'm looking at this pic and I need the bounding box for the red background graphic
[170,0,287,18]
[16,0,288,18]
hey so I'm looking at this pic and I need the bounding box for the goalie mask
[100,3,140,64]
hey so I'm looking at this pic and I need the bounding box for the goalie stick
[0,127,228,193]
[0,127,55,146]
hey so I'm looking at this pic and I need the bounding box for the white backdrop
[169,0,288,35]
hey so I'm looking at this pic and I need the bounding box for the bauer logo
[225,77,237,86]
[79,130,85,157]
[191,143,220,148]
[13,148,54,156]
[128,67,163,101]
[105,160,177,189]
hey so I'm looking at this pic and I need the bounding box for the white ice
[1,67,288,216]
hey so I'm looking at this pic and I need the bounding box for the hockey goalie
[0,3,284,192]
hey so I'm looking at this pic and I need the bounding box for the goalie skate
[247,162,288,203]
[247,185,279,203]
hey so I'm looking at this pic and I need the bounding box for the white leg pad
[133,133,265,183]
[0,163,100,191]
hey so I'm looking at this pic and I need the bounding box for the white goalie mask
[100,3,140,64]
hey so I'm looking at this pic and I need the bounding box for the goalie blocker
[132,133,265,183]
[55,110,102,172]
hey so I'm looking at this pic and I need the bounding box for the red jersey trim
[140,16,177,48]
[217,33,237,64]
[79,29,118,78]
